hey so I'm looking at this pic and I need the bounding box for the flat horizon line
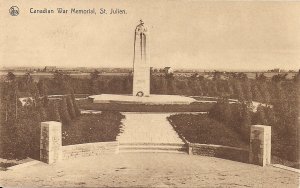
[1,66,298,72]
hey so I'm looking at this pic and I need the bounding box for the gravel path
[0,153,299,187]
[117,113,184,144]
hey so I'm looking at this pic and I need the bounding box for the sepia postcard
[0,0,299,187]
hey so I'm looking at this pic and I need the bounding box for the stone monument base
[89,94,196,105]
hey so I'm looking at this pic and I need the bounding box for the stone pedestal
[40,121,62,164]
[249,125,271,166]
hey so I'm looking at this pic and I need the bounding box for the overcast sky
[0,0,299,70]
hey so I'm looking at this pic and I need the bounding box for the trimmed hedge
[79,102,215,112]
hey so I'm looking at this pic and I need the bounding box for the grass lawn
[167,114,248,149]
[62,112,125,146]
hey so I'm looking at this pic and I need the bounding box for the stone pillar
[40,121,62,164]
[133,20,150,97]
[249,125,271,166]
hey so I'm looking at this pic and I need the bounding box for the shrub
[59,98,71,125]
[66,96,76,119]
[209,101,252,142]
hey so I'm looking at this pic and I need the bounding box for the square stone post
[40,121,62,164]
[188,143,193,155]
[249,125,271,166]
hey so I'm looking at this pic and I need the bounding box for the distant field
[242,72,296,79]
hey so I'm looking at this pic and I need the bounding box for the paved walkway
[117,113,184,144]
[90,94,196,105]
[0,153,298,187]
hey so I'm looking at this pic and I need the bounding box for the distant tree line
[20,71,298,107]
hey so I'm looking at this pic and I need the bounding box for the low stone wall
[62,141,119,160]
[188,143,249,163]
[40,121,270,167]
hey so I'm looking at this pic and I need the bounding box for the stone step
[119,143,188,153]
[119,150,187,154]
[119,143,185,146]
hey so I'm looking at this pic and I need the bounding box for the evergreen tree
[166,73,175,95]
[90,70,100,80]
[53,71,73,94]
[259,82,271,104]
[3,104,41,159]
[201,81,209,96]
[254,105,267,125]
[216,81,226,98]
[256,73,267,82]
[222,100,232,125]
[208,101,223,122]
[35,96,48,122]
[235,81,245,102]
[6,72,16,81]
[264,106,276,126]
[3,77,19,121]
[123,76,132,94]
[244,79,252,102]
[48,101,61,122]
[208,81,218,97]
[37,79,48,96]
[239,103,252,141]
[160,77,168,94]
[66,96,76,119]
[227,82,234,98]
[271,74,287,83]
[39,106,48,122]
[251,84,263,102]
[196,80,203,96]
[71,93,81,116]
[59,98,71,125]
[209,99,231,125]
[187,76,196,96]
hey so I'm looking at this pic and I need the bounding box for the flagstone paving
[117,113,184,144]
[0,153,299,187]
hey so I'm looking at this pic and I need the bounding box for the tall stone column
[40,121,62,164]
[249,125,271,166]
[133,20,150,97]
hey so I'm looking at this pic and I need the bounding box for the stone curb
[189,143,249,151]
[271,164,300,174]
[7,160,42,170]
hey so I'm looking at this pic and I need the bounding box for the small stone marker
[40,121,62,164]
[249,125,271,166]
